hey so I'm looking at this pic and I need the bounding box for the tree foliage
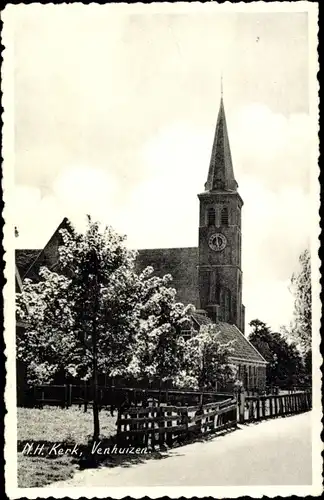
[16,218,196,437]
[289,249,312,353]
[175,324,237,391]
[127,270,194,385]
[249,319,306,389]
[17,220,141,385]
[17,219,197,385]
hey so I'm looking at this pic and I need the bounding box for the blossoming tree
[175,324,237,391]
[127,271,194,389]
[16,217,193,439]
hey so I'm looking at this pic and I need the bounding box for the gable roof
[216,322,267,364]
[190,315,267,365]
[17,218,71,282]
[16,249,41,280]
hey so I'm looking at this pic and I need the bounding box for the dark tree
[249,319,304,389]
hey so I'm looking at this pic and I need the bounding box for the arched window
[221,207,229,226]
[207,208,215,226]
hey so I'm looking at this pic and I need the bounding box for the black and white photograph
[2,2,321,498]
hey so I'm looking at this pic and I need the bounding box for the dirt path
[52,412,312,487]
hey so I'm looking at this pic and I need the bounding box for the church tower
[198,93,245,333]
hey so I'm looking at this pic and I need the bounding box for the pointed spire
[205,94,238,192]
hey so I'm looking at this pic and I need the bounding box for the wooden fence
[24,384,233,410]
[239,390,312,423]
[116,397,238,450]
[24,384,312,430]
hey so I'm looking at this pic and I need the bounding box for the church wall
[135,247,200,307]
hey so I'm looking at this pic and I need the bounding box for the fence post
[68,384,72,408]
[64,384,68,409]
[166,408,173,447]
[261,398,266,418]
[256,397,260,420]
[238,390,246,424]
[84,383,88,413]
[158,406,165,449]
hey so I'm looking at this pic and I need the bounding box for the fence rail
[239,390,312,423]
[116,397,238,450]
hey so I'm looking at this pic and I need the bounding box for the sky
[8,4,315,333]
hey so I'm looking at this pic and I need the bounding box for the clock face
[208,233,227,251]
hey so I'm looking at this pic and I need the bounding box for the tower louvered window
[221,207,229,225]
[207,208,215,226]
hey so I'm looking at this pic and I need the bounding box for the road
[54,412,312,487]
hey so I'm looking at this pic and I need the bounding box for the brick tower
[198,94,245,332]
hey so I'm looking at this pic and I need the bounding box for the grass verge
[17,406,117,488]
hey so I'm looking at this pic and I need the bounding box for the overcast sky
[8,4,315,332]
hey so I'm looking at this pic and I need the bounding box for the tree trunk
[92,363,100,441]
[158,377,162,407]
[91,254,100,442]
[92,320,100,440]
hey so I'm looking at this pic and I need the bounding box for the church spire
[204,94,238,192]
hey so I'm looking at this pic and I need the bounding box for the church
[16,94,267,391]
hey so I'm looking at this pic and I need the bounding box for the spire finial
[221,73,223,98]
